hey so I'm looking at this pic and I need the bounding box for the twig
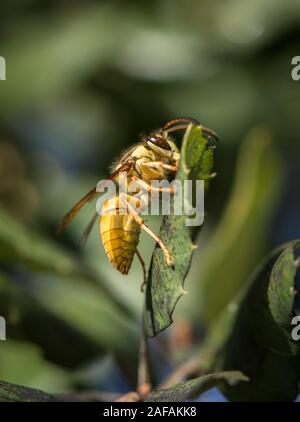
[114,391,140,402]
[137,323,151,399]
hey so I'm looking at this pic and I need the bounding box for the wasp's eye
[147,135,171,151]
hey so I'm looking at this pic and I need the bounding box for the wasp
[58,118,218,290]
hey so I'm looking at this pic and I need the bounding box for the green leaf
[217,240,300,402]
[0,207,138,365]
[0,207,77,276]
[0,204,132,313]
[0,380,57,402]
[29,274,138,362]
[0,339,71,395]
[145,371,248,402]
[0,272,137,368]
[0,5,126,113]
[268,245,298,334]
[144,124,216,337]
[189,126,282,325]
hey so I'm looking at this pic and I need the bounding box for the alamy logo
[0,56,6,80]
[291,316,300,341]
[291,56,300,81]
[95,174,205,227]
[0,316,6,340]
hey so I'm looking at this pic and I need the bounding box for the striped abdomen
[100,197,140,275]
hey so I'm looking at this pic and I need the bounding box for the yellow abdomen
[100,197,140,275]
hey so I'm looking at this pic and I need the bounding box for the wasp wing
[57,161,133,235]
[57,186,98,234]
[80,212,98,247]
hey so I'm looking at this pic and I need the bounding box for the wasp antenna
[201,126,220,144]
[162,117,200,132]
[162,117,220,145]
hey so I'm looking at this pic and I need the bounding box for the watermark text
[0,316,6,340]
[0,56,6,80]
[291,56,300,81]
[95,174,205,227]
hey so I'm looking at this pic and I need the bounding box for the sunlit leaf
[0,339,71,394]
[189,127,282,324]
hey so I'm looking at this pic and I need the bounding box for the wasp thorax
[147,133,171,151]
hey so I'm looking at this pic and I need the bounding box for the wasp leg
[136,249,147,292]
[119,193,174,267]
[130,176,175,194]
[141,161,178,173]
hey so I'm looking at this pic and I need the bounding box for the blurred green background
[0,0,300,399]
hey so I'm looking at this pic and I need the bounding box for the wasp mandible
[58,118,219,290]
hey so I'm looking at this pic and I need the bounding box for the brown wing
[80,212,98,246]
[57,186,98,234]
[57,161,134,235]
